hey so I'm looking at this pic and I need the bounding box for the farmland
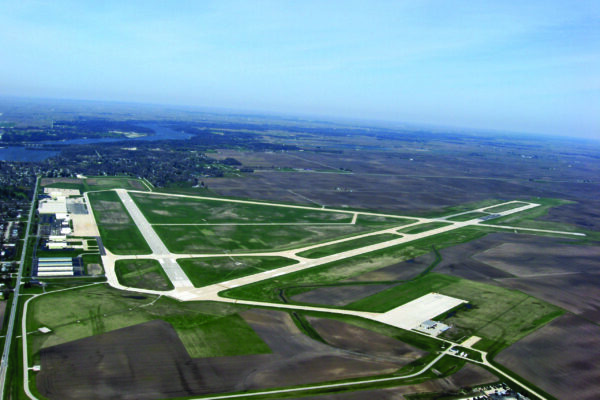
[22,178,597,400]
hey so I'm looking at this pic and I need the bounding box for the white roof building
[38,198,68,214]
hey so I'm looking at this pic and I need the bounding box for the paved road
[0,176,38,398]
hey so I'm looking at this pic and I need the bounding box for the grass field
[355,214,417,226]
[222,227,494,303]
[296,233,401,259]
[81,254,103,275]
[130,192,354,224]
[398,222,452,234]
[421,199,508,218]
[88,191,151,255]
[347,273,562,353]
[178,256,298,287]
[488,198,579,232]
[27,284,270,359]
[115,259,174,291]
[446,212,489,221]
[155,223,384,254]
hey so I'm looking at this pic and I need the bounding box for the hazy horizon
[1,1,598,138]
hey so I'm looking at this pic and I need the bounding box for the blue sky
[1,1,598,137]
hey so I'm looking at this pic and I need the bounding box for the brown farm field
[36,309,429,399]
[435,233,600,323]
[496,314,600,400]
[291,363,498,399]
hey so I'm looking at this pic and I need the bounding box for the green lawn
[27,284,270,359]
[355,214,417,227]
[81,254,103,275]
[178,256,297,287]
[155,223,383,254]
[486,198,579,232]
[297,233,400,259]
[88,191,151,255]
[421,199,507,218]
[346,274,459,312]
[130,192,354,224]
[483,202,529,213]
[222,227,493,303]
[398,221,452,234]
[115,259,174,291]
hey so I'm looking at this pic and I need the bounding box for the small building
[47,242,68,250]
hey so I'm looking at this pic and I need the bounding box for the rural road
[0,177,38,399]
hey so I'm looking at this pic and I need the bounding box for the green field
[81,254,103,275]
[487,198,580,232]
[355,214,417,226]
[88,191,151,255]
[398,221,452,234]
[27,284,270,359]
[178,256,298,287]
[421,199,507,218]
[347,273,562,353]
[445,212,489,222]
[483,202,529,213]
[296,233,401,259]
[155,223,385,254]
[115,259,174,291]
[130,192,354,224]
[222,227,494,304]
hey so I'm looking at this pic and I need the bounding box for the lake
[0,147,59,162]
[40,123,193,145]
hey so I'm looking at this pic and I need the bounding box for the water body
[41,123,192,145]
[0,146,59,162]
[0,124,192,161]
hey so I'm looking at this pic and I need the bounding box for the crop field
[436,233,600,323]
[87,191,151,255]
[155,223,383,253]
[495,314,600,400]
[297,233,401,258]
[115,259,174,291]
[295,363,497,400]
[130,192,354,224]
[177,256,298,287]
[30,182,597,400]
[27,285,269,363]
